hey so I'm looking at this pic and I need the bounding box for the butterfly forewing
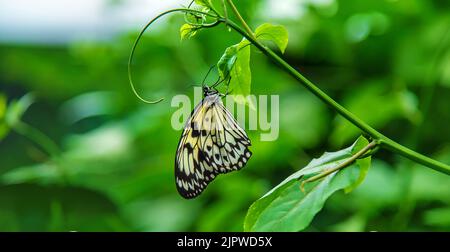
[175,94,252,199]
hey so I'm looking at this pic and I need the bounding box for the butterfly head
[202,85,219,97]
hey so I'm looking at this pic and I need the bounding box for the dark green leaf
[244,136,371,231]
[0,184,127,231]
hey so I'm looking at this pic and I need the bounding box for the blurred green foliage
[0,0,449,231]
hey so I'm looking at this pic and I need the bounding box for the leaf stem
[219,18,450,175]
[225,0,256,40]
[300,140,378,192]
[13,121,60,157]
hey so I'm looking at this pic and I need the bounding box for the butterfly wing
[210,101,252,172]
[175,94,252,199]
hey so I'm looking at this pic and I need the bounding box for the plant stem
[220,18,450,175]
[300,140,378,192]
[225,0,256,40]
[379,139,450,174]
[128,8,219,104]
[14,121,60,157]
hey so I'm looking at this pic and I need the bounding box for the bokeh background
[0,0,449,231]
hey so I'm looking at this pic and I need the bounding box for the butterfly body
[175,87,252,199]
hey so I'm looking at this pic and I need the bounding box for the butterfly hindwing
[212,102,252,171]
[175,94,252,199]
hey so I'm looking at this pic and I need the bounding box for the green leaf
[5,93,35,127]
[180,24,199,40]
[194,0,211,8]
[229,42,252,106]
[255,23,289,53]
[217,45,238,79]
[244,136,371,232]
[345,138,371,193]
[0,94,6,119]
[217,40,251,79]
[217,40,254,108]
[0,94,10,141]
[423,207,450,227]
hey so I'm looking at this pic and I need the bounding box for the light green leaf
[180,24,199,40]
[0,94,9,141]
[255,23,289,53]
[0,94,6,119]
[244,136,371,232]
[423,207,450,227]
[345,137,371,193]
[217,39,254,108]
[229,42,252,106]
[194,0,211,8]
[5,93,35,127]
[217,45,238,79]
[217,40,250,79]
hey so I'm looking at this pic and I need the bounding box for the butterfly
[175,85,252,199]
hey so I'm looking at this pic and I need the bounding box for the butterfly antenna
[211,70,231,89]
[211,76,222,88]
[202,65,217,88]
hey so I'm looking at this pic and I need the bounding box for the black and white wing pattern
[175,94,252,199]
